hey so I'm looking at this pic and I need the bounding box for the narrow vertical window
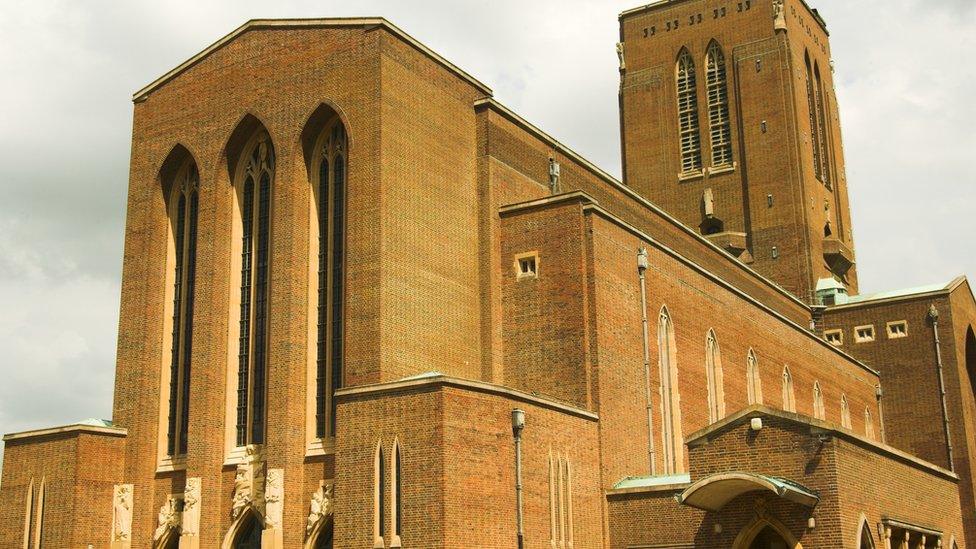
[747,349,763,405]
[658,307,684,474]
[813,381,825,420]
[705,42,733,167]
[22,478,33,549]
[165,160,199,457]
[782,366,796,412]
[374,443,385,547]
[392,440,402,547]
[677,49,703,174]
[805,53,823,182]
[548,452,574,547]
[235,134,275,447]
[313,121,347,439]
[32,478,44,549]
[865,408,875,440]
[705,329,725,422]
[841,395,852,429]
[814,63,832,187]
[548,451,558,546]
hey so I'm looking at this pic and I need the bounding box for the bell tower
[618,0,858,303]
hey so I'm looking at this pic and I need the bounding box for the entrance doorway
[232,512,262,549]
[749,526,791,549]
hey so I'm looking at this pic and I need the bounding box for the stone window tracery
[706,42,733,167]
[677,49,703,174]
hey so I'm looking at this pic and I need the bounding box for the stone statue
[182,478,202,536]
[616,42,626,71]
[265,469,285,529]
[548,157,561,194]
[112,484,133,541]
[306,481,335,536]
[231,465,253,519]
[773,0,787,31]
[153,495,183,541]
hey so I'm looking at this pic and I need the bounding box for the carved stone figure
[154,495,183,541]
[306,481,335,536]
[616,42,626,71]
[112,484,133,541]
[231,465,253,519]
[264,469,284,529]
[182,478,202,536]
[773,0,787,31]
[548,157,561,194]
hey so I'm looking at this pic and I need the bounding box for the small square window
[886,321,908,339]
[515,252,539,280]
[854,325,875,343]
[824,329,843,346]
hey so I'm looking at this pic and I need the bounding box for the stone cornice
[3,422,127,443]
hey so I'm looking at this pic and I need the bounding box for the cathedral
[2,0,975,547]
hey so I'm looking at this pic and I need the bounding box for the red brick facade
[1,3,974,549]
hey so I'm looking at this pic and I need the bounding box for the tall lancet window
[705,42,733,167]
[165,159,199,457]
[813,381,826,420]
[782,366,796,413]
[704,329,725,422]
[658,307,684,474]
[805,53,824,182]
[814,63,832,187]
[313,121,347,439]
[235,133,275,447]
[840,394,852,429]
[746,349,762,405]
[676,49,703,174]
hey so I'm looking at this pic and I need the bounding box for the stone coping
[685,406,958,482]
[3,420,127,442]
[133,17,492,102]
[335,373,599,421]
[827,276,968,311]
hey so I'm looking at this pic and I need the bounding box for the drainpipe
[637,247,657,476]
[512,409,526,549]
[929,304,955,471]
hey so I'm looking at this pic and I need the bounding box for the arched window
[813,381,826,420]
[841,394,852,429]
[857,519,875,548]
[164,159,199,458]
[391,439,402,546]
[705,42,733,167]
[747,349,763,405]
[705,329,725,422]
[658,307,684,474]
[233,131,275,447]
[548,450,575,547]
[374,443,385,546]
[805,52,823,182]
[311,119,348,440]
[864,408,875,440]
[814,62,831,186]
[782,366,796,412]
[676,49,703,174]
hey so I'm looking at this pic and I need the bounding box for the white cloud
[0,0,973,472]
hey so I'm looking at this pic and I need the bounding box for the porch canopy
[675,472,819,512]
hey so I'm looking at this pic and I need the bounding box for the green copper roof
[845,280,954,305]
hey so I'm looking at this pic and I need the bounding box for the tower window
[886,321,908,339]
[855,325,875,343]
[515,252,539,280]
[805,54,823,182]
[824,329,843,346]
[676,49,703,174]
[705,42,733,167]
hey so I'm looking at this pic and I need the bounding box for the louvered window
[706,43,733,167]
[677,50,703,174]
[805,55,823,182]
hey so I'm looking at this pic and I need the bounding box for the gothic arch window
[705,41,733,167]
[305,115,348,442]
[813,381,826,420]
[230,128,275,449]
[658,307,684,474]
[676,48,703,174]
[391,439,402,546]
[857,519,875,548]
[814,62,832,187]
[163,158,199,458]
[805,52,824,182]
[841,394,852,429]
[782,366,796,413]
[864,407,875,440]
[548,450,575,547]
[374,442,386,547]
[747,349,763,405]
[705,329,725,422]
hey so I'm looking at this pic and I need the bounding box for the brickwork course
[1,1,974,548]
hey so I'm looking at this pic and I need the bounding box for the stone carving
[112,484,134,542]
[616,42,626,71]
[231,445,266,520]
[548,157,561,194]
[306,481,335,536]
[265,469,285,529]
[154,495,183,541]
[182,478,202,536]
[773,0,787,31]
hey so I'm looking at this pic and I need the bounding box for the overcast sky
[0,0,973,469]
